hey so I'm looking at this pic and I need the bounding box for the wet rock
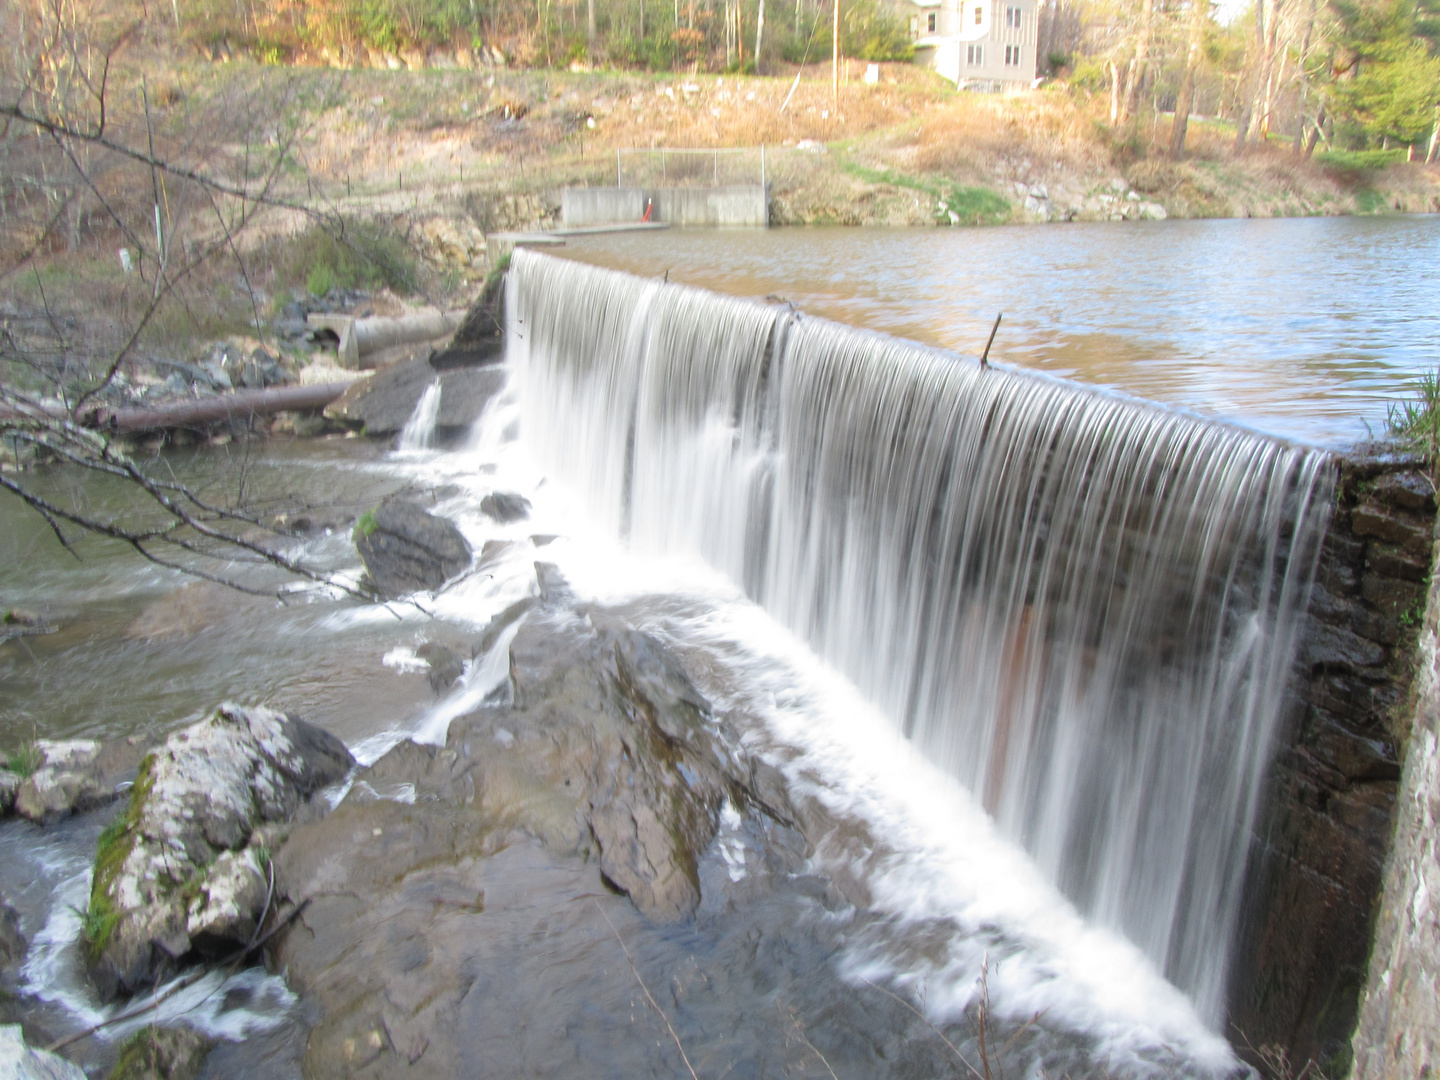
[415,642,464,692]
[0,1024,87,1080]
[107,1025,212,1080]
[1350,501,1435,559]
[354,497,472,599]
[1370,470,1436,512]
[13,737,147,822]
[88,703,353,999]
[0,899,25,973]
[472,596,538,659]
[324,359,435,436]
[479,491,531,523]
[0,771,19,814]
[435,366,506,430]
[1301,624,1386,671]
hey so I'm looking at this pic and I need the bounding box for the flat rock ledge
[268,601,798,1077]
[87,703,353,999]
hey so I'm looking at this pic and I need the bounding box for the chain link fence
[613,147,769,188]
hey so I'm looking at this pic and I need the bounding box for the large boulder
[324,358,435,436]
[354,497,472,599]
[87,703,354,999]
[0,898,25,974]
[435,366,506,430]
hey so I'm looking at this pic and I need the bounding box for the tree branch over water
[0,0,391,600]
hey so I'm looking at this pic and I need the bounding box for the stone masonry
[1230,451,1436,1076]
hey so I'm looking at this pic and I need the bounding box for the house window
[1004,44,1021,65]
[1005,5,1022,28]
[974,4,984,24]
[967,43,984,65]
[927,11,937,32]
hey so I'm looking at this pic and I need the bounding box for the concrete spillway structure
[506,247,1440,1076]
[560,185,770,228]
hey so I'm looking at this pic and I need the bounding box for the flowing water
[0,225,1368,1077]
[511,248,1332,1025]
[558,214,1440,446]
[398,379,443,450]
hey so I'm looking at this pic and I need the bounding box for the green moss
[85,753,157,960]
[483,252,511,296]
[353,508,379,539]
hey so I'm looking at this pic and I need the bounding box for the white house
[899,0,1038,89]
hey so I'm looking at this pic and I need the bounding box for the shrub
[284,219,418,298]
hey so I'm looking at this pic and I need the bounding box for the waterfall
[398,379,442,450]
[510,248,1333,1025]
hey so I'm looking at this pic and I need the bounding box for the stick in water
[980,313,1003,368]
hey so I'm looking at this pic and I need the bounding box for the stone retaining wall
[1349,502,1440,1078]
[1230,451,1436,1075]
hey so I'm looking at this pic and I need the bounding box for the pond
[561,214,1440,447]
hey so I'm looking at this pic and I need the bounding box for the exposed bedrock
[85,703,353,999]
[268,603,809,1076]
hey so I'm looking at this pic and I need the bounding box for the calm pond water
[562,214,1440,447]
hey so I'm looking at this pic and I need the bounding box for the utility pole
[832,0,840,111]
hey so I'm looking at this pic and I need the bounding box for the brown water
[561,215,1440,447]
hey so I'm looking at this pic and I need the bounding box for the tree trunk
[1304,103,1326,157]
[1244,0,1283,142]
[755,0,765,70]
[587,0,596,41]
[1291,0,1317,155]
[1,383,355,435]
[1428,106,1440,163]
[1169,0,1209,157]
[1119,0,1155,125]
[1108,58,1121,123]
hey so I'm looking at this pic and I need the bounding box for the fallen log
[1,382,355,435]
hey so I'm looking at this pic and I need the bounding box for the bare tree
[1170,0,1213,156]
[1,0,380,599]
